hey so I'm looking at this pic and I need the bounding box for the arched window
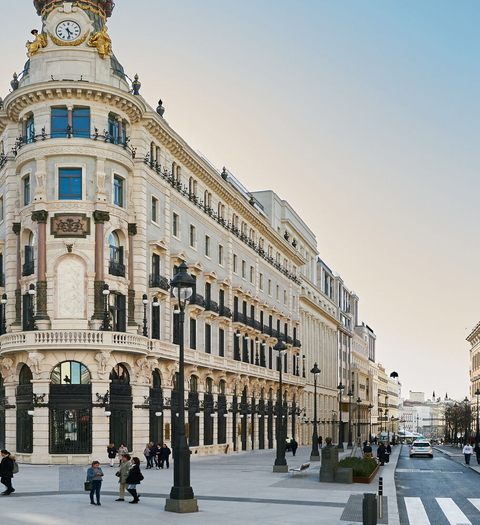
[110,364,130,384]
[190,375,198,393]
[108,231,125,276]
[152,369,161,389]
[19,364,33,385]
[50,361,90,385]
[23,232,35,277]
[219,379,226,395]
[206,377,213,394]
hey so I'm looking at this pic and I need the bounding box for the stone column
[132,381,150,456]
[31,210,49,327]
[127,223,137,327]
[30,379,50,463]
[91,380,112,461]
[92,211,109,323]
[12,223,21,328]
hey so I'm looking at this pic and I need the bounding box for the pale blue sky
[2,1,479,399]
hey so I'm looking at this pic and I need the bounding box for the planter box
[353,464,380,484]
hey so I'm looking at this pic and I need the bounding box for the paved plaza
[0,445,400,525]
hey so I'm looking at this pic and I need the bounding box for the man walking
[463,442,473,465]
[115,453,131,501]
[159,444,171,469]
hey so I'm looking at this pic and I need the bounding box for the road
[396,445,480,524]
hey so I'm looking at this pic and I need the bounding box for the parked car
[410,440,433,458]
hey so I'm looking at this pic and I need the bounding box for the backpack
[11,458,19,474]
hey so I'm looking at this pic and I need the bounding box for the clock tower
[22,0,127,90]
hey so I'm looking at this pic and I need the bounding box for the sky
[2,1,479,400]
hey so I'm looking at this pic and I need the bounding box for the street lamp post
[142,293,148,336]
[152,297,160,339]
[273,337,288,472]
[337,382,345,450]
[475,389,480,442]
[347,390,353,448]
[378,408,383,439]
[1,293,7,335]
[367,404,373,442]
[356,398,362,443]
[310,363,321,461]
[165,262,198,513]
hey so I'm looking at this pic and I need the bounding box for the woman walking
[86,461,104,505]
[463,442,473,465]
[0,450,15,495]
[107,443,117,467]
[126,456,143,504]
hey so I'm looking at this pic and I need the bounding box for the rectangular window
[23,176,31,205]
[250,266,255,284]
[218,244,224,266]
[0,196,4,222]
[172,213,179,238]
[72,108,90,138]
[108,113,126,145]
[219,328,225,357]
[189,224,196,249]
[190,318,197,350]
[26,115,35,144]
[205,235,211,257]
[284,290,287,305]
[59,168,82,200]
[113,175,123,207]
[268,279,272,296]
[259,273,264,291]
[241,260,246,279]
[51,107,69,138]
[276,285,280,301]
[151,196,158,223]
[233,254,238,274]
[205,323,211,354]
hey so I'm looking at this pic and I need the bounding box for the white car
[410,440,433,458]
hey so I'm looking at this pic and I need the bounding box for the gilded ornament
[26,29,48,57]
[87,26,112,59]
[48,29,90,47]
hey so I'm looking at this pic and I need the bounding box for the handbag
[84,481,93,491]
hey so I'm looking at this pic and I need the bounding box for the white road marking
[436,498,472,525]
[405,497,431,525]
[468,498,480,512]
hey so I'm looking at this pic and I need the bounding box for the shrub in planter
[338,457,378,478]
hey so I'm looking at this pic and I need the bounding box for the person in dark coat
[159,444,171,468]
[363,442,373,458]
[126,456,143,504]
[107,443,117,467]
[474,442,480,464]
[290,438,298,456]
[377,442,387,466]
[385,443,392,463]
[0,450,15,495]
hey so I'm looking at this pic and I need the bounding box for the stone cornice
[3,82,145,123]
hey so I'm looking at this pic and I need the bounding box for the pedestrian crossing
[404,496,480,524]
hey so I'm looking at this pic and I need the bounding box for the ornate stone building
[0,0,307,464]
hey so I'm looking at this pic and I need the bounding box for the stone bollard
[362,492,377,525]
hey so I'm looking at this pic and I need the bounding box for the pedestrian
[363,442,373,459]
[115,453,131,501]
[290,438,298,456]
[285,437,291,452]
[0,449,15,495]
[318,435,323,447]
[126,456,143,504]
[149,441,157,468]
[117,443,128,466]
[385,443,392,463]
[155,445,162,469]
[107,443,117,467]
[143,443,150,468]
[86,460,104,506]
[474,442,480,464]
[377,442,387,466]
[463,443,473,465]
[159,443,171,469]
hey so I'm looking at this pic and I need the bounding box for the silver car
[410,440,433,458]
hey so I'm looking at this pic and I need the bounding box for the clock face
[55,20,81,41]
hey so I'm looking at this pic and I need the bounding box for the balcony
[205,300,220,314]
[109,261,125,277]
[218,306,232,319]
[233,312,247,324]
[149,274,170,291]
[22,261,35,277]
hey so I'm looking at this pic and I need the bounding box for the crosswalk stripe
[405,497,431,525]
[436,498,472,525]
[468,498,480,512]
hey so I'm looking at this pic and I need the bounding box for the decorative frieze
[51,213,90,237]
